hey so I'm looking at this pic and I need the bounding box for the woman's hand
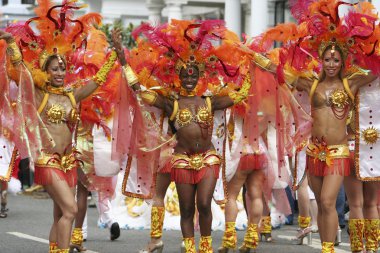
[0,30,14,44]
[111,28,126,66]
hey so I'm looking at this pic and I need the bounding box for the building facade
[1,0,379,36]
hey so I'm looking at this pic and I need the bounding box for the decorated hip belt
[306,142,349,165]
[36,149,82,173]
[171,150,221,171]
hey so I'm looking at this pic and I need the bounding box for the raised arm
[250,51,315,93]
[111,28,174,116]
[348,69,378,92]
[74,50,118,102]
[0,31,24,84]
[212,74,252,111]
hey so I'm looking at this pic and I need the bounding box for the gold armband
[140,89,158,105]
[252,52,271,70]
[122,64,139,86]
[228,74,251,104]
[93,51,117,86]
[284,69,298,86]
[6,41,22,64]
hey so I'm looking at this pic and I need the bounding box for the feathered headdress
[6,0,103,88]
[128,19,249,96]
[258,0,380,81]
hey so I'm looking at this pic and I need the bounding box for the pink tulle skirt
[306,155,350,177]
[237,154,268,171]
[34,166,77,188]
[171,165,220,184]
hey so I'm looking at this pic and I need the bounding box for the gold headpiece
[318,40,348,60]
[174,56,206,76]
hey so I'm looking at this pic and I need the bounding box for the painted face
[179,65,200,92]
[47,57,66,87]
[322,47,342,78]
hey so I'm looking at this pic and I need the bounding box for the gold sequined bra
[170,97,213,129]
[37,86,79,126]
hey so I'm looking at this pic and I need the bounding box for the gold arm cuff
[284,70,298,86]
[93,51,117,86]
[252,52,271,70]
[122,64,139,86]
[140,90,158,105]
[228,74,251,104]
[169,100,178,121]
[6,41,22,64]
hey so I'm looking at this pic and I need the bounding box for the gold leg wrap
[364,219,379,251]
[222,222,237,249]
[51,249,70,253]
[199,236,212,253]
[348,219,364,252]
[261,216,272,233]
[49,242,58,252]
[150,206,165,238]
[242,223,259,249]
[70,227,84,246]
[321,242,335,253]
[183,237,196,253]
[298,216,311,229]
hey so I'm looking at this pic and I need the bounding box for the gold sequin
[46,104,66,124]
[361,126,379,145]
[329,89,349,108]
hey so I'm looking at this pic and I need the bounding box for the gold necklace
[179,87,196,97]
[46,85,66,95]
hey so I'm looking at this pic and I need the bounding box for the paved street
[0,194,352,253]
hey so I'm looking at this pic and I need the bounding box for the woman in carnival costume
[0,0,118,252]
[70,36,121,252]
[111,20,252,253]
[258,0,380,252]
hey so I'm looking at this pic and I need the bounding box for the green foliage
[99,19,136,49]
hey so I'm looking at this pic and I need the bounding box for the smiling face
[322,46,343,79]
[45,56,66,87]
[179,64,200,92]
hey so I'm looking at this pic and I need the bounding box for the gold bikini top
[309,78,354,109]
[170,97,213,129]
[37,85,79,125]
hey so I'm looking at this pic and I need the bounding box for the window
[21,0,35,4]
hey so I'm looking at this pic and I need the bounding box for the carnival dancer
[257,1,380,252]
[344,126,379,253]
[0,81,19,219]
[112,20,251,253]
[1,1,118,252]
[71,50,121,251]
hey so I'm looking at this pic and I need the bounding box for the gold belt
[171,150,221,171]
[36,150,82,173]
[306,143,349,165]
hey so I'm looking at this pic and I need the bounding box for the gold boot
[51,249,70,253]
[239,223,259,252]
[292,216,312,245]
[321,242,335,253]
[70,228,86,252]
[348,219,364,252]
[199,236,212,253]
[139,206,165,253]
[49,242,58,253]
[364,219,379,252]
[218,222,237,252]
[182,237,196,253]
[259,216,272,242]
